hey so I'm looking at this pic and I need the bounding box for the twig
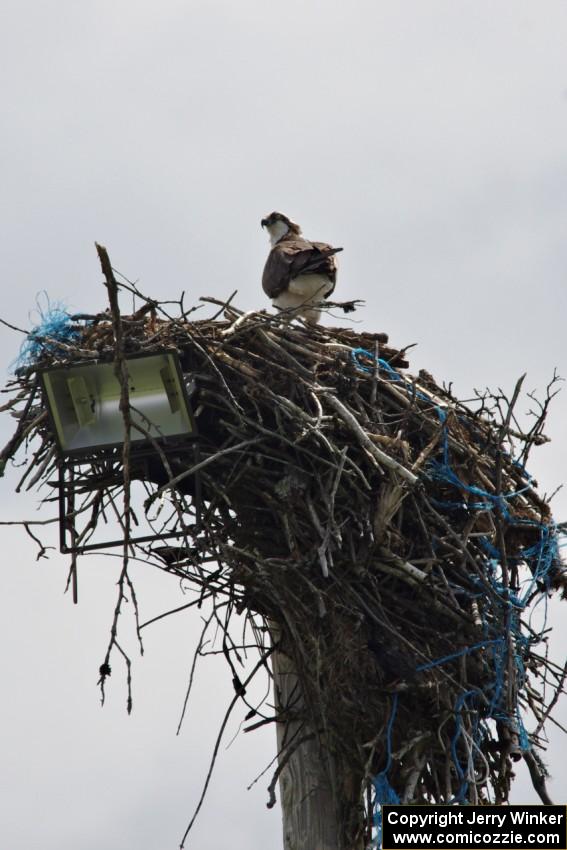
[321,392,418,485]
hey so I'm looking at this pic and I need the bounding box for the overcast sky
[1,2,566,847]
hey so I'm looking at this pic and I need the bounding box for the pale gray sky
[1,1,566,847]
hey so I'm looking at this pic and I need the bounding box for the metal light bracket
[57,442,202,554]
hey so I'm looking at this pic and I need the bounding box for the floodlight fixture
[41,351,194,455]
[40,351,201,557]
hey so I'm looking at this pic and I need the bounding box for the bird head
[261,211,301,246]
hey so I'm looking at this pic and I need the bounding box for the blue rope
[352,345,558,583]
[13,292,84,372]
[486,638,508,719]
[352,347,535,512]
[416,638,504,672]
[427,460,531,506]
[351,348,434,406]
[449,689,480,803]
[353,344,559,801]
[372,694,400,848]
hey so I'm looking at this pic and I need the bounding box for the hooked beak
[261,218,268,229]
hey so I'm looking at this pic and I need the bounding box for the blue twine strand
[372,694,400,848]
[13,292,84,372]
[353,345,560,803]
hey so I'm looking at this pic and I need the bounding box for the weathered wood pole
[271,631,366,850]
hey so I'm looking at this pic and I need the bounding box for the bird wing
[262,236,343,299]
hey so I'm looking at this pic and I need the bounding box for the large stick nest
[2,270,566,845]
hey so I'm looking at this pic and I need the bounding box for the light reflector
[41,352,194,455]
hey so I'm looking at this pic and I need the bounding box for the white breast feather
[286,273,333,299]
[272,273,333,324]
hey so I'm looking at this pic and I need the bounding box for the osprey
[261,212,342,323]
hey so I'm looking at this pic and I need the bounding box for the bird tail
[301,247,343,275]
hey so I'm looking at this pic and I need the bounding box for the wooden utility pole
[273,651,340,850]
[271,630,365,850]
